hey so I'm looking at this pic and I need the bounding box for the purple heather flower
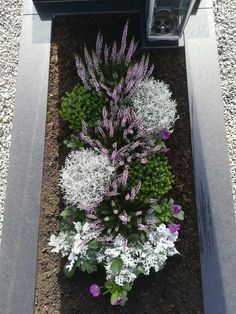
[75,22,153,103]
[112,296,125,305]
[89,284,101,298]
[138,223,148,231]
[168,223,181,234]
[172,204,181,215]
[160,128,170,141]
[160,147,171,154]
[119,213,131,225]
[141,158,147,164]
[86,213,98,220]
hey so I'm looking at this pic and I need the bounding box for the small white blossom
[129,78,178,133]
[60,149,115,207]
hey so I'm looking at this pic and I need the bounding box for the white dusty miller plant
[98,224,179,286]
[49,221,101,271]
[49,223,179,286]
[60,149,115,208]
[129,78,178,133]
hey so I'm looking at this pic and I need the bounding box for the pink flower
[119,212,131,225]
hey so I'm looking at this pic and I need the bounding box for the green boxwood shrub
[128,153,173,204]
[60,84,108,132]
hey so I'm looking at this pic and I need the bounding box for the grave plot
[34,15,203,313]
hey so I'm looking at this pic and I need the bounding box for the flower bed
[34,15,203,313]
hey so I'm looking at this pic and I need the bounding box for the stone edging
[0,1,235,313]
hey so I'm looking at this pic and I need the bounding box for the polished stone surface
[185,7,236,314]
[0,14,52,314]
[0,0,234,314]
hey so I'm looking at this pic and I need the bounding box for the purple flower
[112,296,125,305]
[75,22,153,103]
[168,223,181,234]
[172,204,181,215]
[160,128,170,141]
[138,223,148,231]
[89,284,101,298]
[119,212,131,225]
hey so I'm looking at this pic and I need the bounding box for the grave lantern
[146,0,199,42]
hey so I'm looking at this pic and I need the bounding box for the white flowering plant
[48,21,185,306]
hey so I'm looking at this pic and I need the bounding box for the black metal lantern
[147,0,199,42]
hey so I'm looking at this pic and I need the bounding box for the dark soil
[34,15,203,314]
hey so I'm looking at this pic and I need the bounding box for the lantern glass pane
[147,0,196,41]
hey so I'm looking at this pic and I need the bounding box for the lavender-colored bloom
[80,105,159,170]
[168,223,181,234]
[86,213,98,220]
[130,182,142,201]
[125,193,130,201]
[75,21,153,103]
[121,169,129,187]
[159,147,170,154]
[89,284,101,298]
[138,224,148,231]
[160,128,170,141]
[112,296,125,305]
[119,212,131,225]
[172,204,181,215]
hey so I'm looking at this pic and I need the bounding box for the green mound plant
[128,153,173,204]
[60,84,108,132]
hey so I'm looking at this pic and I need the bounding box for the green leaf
[127,234,139,244]
[154,205,162,213]
[175,211,184,221]
[88,239,98,250]
[121,283,132,292]
[105,280,116,292]
[119,290,127,297]
[64,264,76,278]
[110,257,123,275]
[60,206,73,218]
[75,210,86,222]
[110,291,119,305]
[168,198,174,206]
[78,260,97,274]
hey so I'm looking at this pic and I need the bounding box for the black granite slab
[0,14,52,314]
[0,1,235,314]
[184,7,236,314]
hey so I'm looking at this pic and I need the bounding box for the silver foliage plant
[129,77,179,134]
[75,21,154,104]
[49,222,179,285]
[60,149,115,210]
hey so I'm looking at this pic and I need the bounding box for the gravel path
[213,0,236,213]
[0,0,23,238]
[0,1,235,241]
